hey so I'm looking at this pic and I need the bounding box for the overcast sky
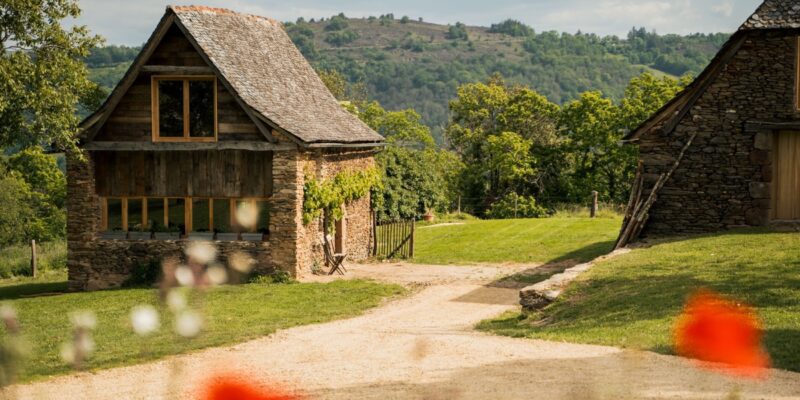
[72,0,763,46]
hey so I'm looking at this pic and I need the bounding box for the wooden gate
[372,213,415,259]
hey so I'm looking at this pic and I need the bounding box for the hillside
[85,16,729,140]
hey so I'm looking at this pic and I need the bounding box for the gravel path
[11,263,800,400]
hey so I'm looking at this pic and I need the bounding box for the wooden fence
[372,214,415,259]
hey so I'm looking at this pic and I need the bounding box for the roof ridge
[168,5,281,26]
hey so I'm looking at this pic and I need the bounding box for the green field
[413,216,622,265]
[478,229,800,371]
[0,279,404,382]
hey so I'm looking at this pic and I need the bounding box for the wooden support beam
[141,65,214,74]
[121,198,129,231]
[84,141,295,152]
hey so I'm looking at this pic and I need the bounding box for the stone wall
[300,149,377,276]
[75,239,271,291]
[637,31,800,236]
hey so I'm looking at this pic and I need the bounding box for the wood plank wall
[93,150,273,198]
[95,24,262,142]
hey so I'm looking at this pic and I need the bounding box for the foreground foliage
[413,217,621,265]
[479,229,800,372]
[1,279,404,381]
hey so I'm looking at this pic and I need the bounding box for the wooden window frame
[100,196,270,237]
[151,75,218,143]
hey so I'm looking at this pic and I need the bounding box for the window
[152,76,217,142]
[100,196,270,241]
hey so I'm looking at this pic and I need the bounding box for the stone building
[68,6,384,291]
[618,0,800,243]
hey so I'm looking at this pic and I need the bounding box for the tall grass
[0,241,66,278]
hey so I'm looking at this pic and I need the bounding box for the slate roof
[83,6,384,146]
[623,0,800,142]
[740,0,800,30]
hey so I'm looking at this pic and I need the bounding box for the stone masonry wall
[66,151,101,291]
[301,149,377,276]
[638,32,800,236]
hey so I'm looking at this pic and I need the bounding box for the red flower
[201,375,301,400]
[673,290,770,378]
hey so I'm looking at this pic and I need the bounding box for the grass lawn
[0,278,405,382]
[413,216,622,265]
[478,228,800,372]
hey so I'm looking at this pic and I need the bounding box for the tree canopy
[0,0,103,152]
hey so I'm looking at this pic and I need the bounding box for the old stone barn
[618,0,800,244]
[68,6,384,291]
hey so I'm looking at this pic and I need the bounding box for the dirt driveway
[12,263,800,399]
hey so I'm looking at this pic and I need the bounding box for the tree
[0,0,103,152]
[446,75,560,214]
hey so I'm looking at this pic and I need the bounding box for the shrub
[124,260,161,287]
[486,193,547,219]
[325,15,349,31]
[446,22,469,40]
[488,19,534,37]
[325,30,359,46]
[248,271,296,285]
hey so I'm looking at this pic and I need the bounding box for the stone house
[618,0,800,244]
[68,6,384,291]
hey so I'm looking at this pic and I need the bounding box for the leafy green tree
[0,0,103,152]
[446,23,469,40]
[7,147,67,209]
[0,160,65,246]
[488,20,534,37]
[446,75,560,214]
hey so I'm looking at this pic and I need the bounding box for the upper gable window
[152,76,217,142]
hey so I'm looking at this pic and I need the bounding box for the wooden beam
[141,65,214,74]
[84,141,295,152]
[185,197,193,233]
[122,198,129,231]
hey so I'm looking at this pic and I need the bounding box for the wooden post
[457,196,461,215]
[372,211,378,257]
[409,219,415,258]
[30,240,37,278]
[514,195,518,219]
[591,191,599,218]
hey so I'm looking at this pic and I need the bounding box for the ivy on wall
[302,167,382,230]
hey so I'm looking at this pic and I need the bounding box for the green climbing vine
[303,167,382,230]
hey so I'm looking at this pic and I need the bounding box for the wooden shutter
[772,131,800,220]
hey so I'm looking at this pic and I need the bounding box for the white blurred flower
[174,310,202,338]
[185,241,217,265]
[69,311,96,330]
[166,289,187,312]
[60,343,76,364]
[76,335,95,355]
[0,304,16,321]
[235,202,258,230]
[228,251,255,274]
[205,265,228,286]
[130,305,159,336]
[174,266,195,287]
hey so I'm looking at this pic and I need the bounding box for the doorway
[772,131,800,220]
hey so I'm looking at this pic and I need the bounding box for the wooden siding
[772,131,800,220]
[94,24,262,142]
[93,150,273,198]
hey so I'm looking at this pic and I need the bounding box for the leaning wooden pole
[616,132,698,249]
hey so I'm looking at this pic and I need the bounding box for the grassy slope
[414,217,622,265]
[1,279,404,381]
[478,229,800,371]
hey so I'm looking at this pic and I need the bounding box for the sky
[72,0,763,46]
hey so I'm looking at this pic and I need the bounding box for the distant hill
[85,16,729,141]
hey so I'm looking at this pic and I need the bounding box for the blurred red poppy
[674,290,770,378]
[201,375,301,400]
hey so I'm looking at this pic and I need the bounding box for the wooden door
[772,131,800,220]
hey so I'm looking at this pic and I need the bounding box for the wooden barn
[618,0,800,246]
[68,6,384,291]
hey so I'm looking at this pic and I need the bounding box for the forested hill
[85,15,728,139]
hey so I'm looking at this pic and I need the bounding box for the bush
[485,193,547,219]
[124,260,161,287]
[446,22,469,40]
[488,20,534,37]
[325,15,349,31]
[325,30,359,46]
[249,270,296,285]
